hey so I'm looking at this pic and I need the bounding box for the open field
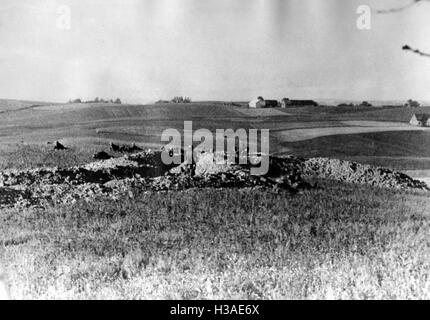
[1,99,429,182]
[273,123,430,143]
[1,100,430,158]
[1,182,429,299]
[1,99,429,177]
[1,99,430,299]
[282,131,430,171]
[0,101,254,151]
[0,99,56,113]
[234,107,292,117]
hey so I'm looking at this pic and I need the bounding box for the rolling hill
[1,99,430,173]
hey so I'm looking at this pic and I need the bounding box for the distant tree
[114,98,122,104]
[72,98,82,103]
[171,96,182,103]
[360,101,373,107]
[171,96,192,103]
[405,99,420,107]
[94,97,100,103]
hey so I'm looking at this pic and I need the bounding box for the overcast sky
[1,0,430,103]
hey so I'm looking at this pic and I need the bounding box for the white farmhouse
[410,113,430,127]
[248,96,266,108]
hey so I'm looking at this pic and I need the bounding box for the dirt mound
[0,151,170,187]
[0,151,308,208]
[0,187,31,207]
[302,158,428,190]
[0,151,427,209]
[110,142,143,153]
[93,151,113,160]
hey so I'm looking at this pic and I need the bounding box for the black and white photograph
[0,0,429,302]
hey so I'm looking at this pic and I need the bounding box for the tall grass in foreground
[0,181,429,299]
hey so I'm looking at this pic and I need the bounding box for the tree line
[68,97,122,104]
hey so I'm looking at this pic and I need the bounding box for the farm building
[249,97,279,108]
[281,98,318,108]
[264,100,280,108]
[249,96,266,108]
[410,113,430,127]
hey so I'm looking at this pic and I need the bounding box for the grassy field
[0,99,55,113]
[0,101,255,152]
[284,131,430,171]
[1,181,429,299]
[1,99,430,299]
[1,99,430,161]
[0,144,99,170]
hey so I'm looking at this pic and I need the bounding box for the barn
[410,114,430,127]
[281,98,318,108]
[264,100,280,108]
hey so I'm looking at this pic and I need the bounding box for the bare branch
[402,45,430,57]
[377,1,430,57]
[377,0,424,14]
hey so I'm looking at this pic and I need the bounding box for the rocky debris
[302,158,428,190]
[53,141,67,150]
[110,142,121,152]
[0,151,427,209]
[0,187,32,207]
[110,142,143,153]
[193,151,241,176]
[161,146,186,160]
[93,151,113,160]
[0,151,171,188]
[0,151,308,208]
